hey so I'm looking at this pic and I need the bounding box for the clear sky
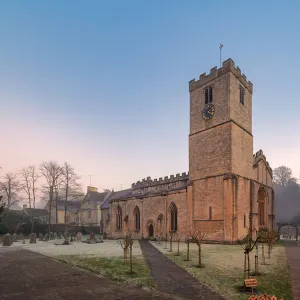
[1,0,300,200]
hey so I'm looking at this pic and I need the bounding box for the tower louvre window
[204,86,213,104]
[240,86,245,105]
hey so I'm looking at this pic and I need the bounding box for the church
[106,58,275,243]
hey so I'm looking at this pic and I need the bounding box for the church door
[148,224,154,238]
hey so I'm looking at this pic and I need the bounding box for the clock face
[202,103,215,120]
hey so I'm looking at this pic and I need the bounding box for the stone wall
[109,189,189,240]
[189,123,232,180]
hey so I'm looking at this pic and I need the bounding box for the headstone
[19,233,24,241]
[76,232,82,242]
[62,233,70,245]
[49,232,54,240]
[2,234,12,246]
[29,233,37,244]
[44,233,49,241]
[63,232,69,241]
[39,233,44,241]
[54,232,57,239]
[89,232,95,241]
[57,232,62,239]
[22,240,26,244]
[7,233,13,244]
[12,233,17,242]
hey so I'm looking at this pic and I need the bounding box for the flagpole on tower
[219,43,223,67]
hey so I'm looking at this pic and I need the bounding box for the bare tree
[188,230,205,268]
[19,167,34,232]
[238,227,259,280]
[40,161,63,234]
[169,230,176,252]
[30,166,39,209]
[273,166,292,187]
[0,195,6,222]
[60,162,83,231]
[118,234,131,264]
[0,172,21,208]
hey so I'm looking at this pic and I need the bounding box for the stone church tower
[188,59,274,242]
[107,58,274,243]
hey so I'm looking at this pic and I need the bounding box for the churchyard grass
[151,241,292,300]
[56,255,155,288]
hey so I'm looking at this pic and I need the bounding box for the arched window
[258,187,268,227]
[133,206,140,231]
[116,205,122,231]
[169,202,178,231]
[209,206,212,220]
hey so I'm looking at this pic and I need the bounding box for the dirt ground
[0,247,174,300]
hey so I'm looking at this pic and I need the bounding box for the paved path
[0,247,174,300]
[285,240,300,300]
[139,240,225,300]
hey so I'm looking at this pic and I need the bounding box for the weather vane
[219,43,223,67]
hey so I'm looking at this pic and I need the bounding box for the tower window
[240,86,245,105]
[204,86,213,104]
[244,215,246,228]
[209,206,212,220]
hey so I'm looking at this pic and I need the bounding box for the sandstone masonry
[107,58,275,243]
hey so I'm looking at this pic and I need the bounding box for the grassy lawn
[56,255,155,288]
[151,241,292,300]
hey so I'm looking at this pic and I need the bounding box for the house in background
[22,205,48,224]
[43,186,112,232]
[80,186,112,232]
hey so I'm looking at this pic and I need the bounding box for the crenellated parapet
[131,172,189,195]
[189,58,253,94]
[253,150,273,176]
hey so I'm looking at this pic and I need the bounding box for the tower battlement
[189,58,253,93]
[131,172,189,189]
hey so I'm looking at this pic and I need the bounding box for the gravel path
[285,240,300,300]
[139,240,225,300]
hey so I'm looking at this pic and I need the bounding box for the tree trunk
[64,183,68,232]
[130,245,133,274]
[198,245,201,267]
[247,251,250,278]
[244,252,247,280]
[48,186,53,234]
[262,243,265,264]
[186,241,190,261]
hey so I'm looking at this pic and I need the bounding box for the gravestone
[63,232,69,241]
[57,232,62,239]
[39,233,44,241]
[44,233,49,241]
[2,234,12,246]
[49,232,54,240]
[62,233,70,245]
[76,232,82,242]
[54,232,57,239]
[12,233,17,242]
[70,232,75,242]
[7,233,13,244]
[29,233,37,244]
[89,232,95,241]
[22,240,26,244]
[19,233,24,241]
